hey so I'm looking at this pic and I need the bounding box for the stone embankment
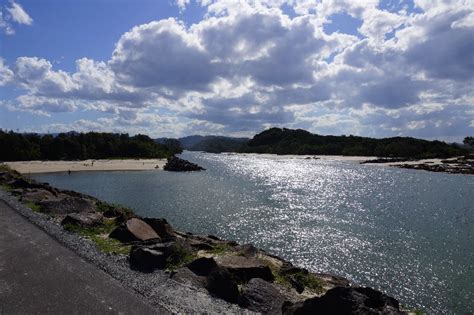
[0,165,407,314]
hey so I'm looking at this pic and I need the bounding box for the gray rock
[282,286,405,315]
[38,196,96,214]
[143,217,175,239]
[109,218,160,243]
[239,278,286,314]
[61,212,103,227]
[215,255,274,283]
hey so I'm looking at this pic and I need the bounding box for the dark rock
[143,217,175,239]
[7,178,32,188]
[190,242,214,251]
[109,218,160,243]
[239,278,287,314]
[282,286,404,315]
[206,267,240,303]
[163,156,205,172]
[129,246,166,271]
[61,212,103,227]
[187,257,219,276]
[38,196,96,214]
[215,255,274,283]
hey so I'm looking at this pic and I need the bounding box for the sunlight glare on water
[34,152,474,313]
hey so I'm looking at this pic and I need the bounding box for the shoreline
[5,159,166,174]
[0,165,410,314]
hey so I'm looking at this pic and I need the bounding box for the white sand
[5,159,166,174]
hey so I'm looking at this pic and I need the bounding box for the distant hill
[157,135,249,153]
[241,128,468,158]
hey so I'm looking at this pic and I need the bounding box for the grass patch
[63,220,130,255]
[0,184,14,192]
[25,201,43,213]
[165,243,197,271]
[96,201,134,216]
[273,268,324,294]
[207,243,233,256]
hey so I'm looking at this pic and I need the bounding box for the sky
[0,0,473,141]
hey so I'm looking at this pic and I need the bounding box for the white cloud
[7,1,33,25]
[1,0,473,140]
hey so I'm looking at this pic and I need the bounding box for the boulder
[239,278,287,314]
[187,257,219,276]
[109,218,161,243]
[215,255,274,283]
[163,156,205,172]
[186,257,240,304]
[129,246,167,271]
[61,212,103,227]
[206,267,240,303]
[38,196,96,214]
[282,286,404,315]
[143,217,175,239]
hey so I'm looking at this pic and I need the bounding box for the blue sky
[0,0,473,141]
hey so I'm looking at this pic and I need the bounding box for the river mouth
[33,151,474,313]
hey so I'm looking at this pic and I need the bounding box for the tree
[463,137,474,147]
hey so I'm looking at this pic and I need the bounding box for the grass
[273,268,324,294]
[0,184,14,192]
[165,243,197,271]
[25,201,43,213]
[63,220,131,255]
[96,200,134,216]
[207,243,233,256]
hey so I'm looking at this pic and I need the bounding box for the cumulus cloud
[1,0,473,139]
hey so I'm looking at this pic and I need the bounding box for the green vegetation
[273,268,324,294]
[165,243,197,271]
[207,243,233,255]
[0,184,14,192]
[0,130,181,161]
[25,201,42,213]
[240,128,468,158]
[64,220,130,255]
[464,136,474,147]
[95,201,133,216]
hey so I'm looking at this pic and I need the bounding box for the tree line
[0,130,182,161]
[239,128,469,158]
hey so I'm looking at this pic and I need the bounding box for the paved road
[0,200,159,314]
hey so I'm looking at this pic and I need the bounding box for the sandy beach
[5,159,167,174]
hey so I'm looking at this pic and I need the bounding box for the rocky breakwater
[163,156,205,172]
[361,155,474,175]
[0,165,408,314]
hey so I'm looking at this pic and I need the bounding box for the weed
[165,243,197,270]
[208,243,233,255]
[25,201,43,213]
[63,221,129,255]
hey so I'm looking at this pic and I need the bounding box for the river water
[33,151,474,313]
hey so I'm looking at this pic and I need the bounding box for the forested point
[240,128,469,158]
[0,130,181,161]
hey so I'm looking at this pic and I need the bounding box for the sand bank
[5,159,166,174]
